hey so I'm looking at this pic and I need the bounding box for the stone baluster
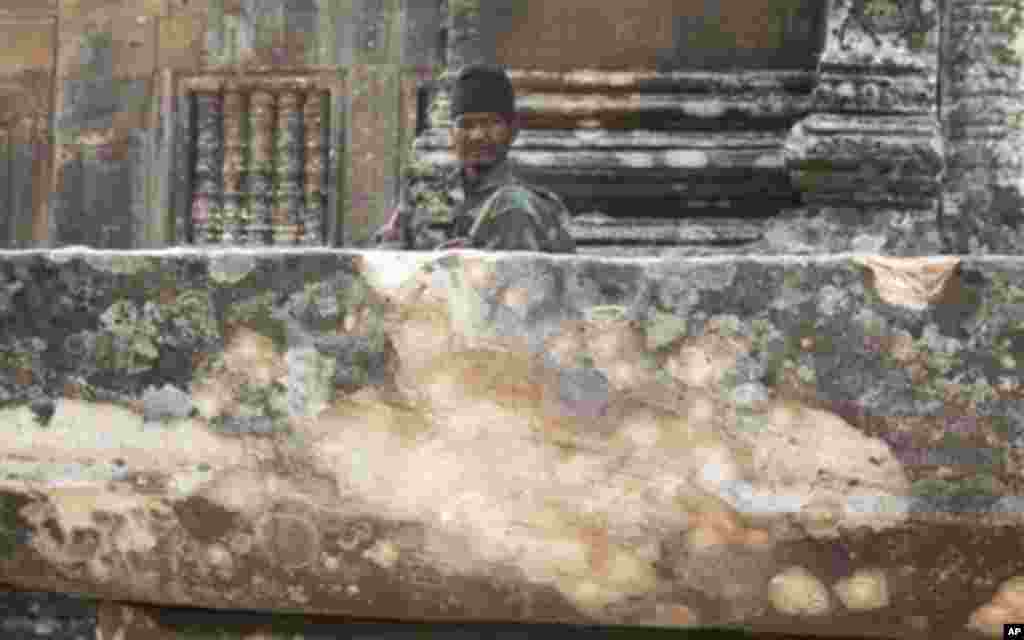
[192,93,224,245]
[221,90,247,245]
[274,90,304,246]
[248,90,276,246]
[302,91,328,245]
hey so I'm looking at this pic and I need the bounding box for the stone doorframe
[433,0,947,254]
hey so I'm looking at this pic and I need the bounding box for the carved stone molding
[942,0,1024,253]
[782,0,945,253]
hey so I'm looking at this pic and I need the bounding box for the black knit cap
[449,64,516,120]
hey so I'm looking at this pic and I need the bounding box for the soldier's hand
[373,205,405,245]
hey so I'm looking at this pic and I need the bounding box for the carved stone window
[180,76,332,246]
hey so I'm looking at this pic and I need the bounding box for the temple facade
[0,0,1021,254]
[3,3,1024,640]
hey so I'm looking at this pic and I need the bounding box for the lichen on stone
[0,490,31,559]
[224,291,289,351]
[208,253,259,285]
[82,254,157,276]
[769,566,831,617]
[910,473,1004,514]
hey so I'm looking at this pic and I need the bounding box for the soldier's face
[452,112,518,171]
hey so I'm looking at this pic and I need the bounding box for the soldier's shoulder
[529,183,567,206]
[495,179,565,207]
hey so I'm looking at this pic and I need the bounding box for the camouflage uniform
[373,159,576,253]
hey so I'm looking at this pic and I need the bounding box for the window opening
[184,77,330,246]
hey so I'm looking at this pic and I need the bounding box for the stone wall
[0,249,1022,639]
[942,0,1024,253]
[3,0,1021,254]
[0,0,439,250]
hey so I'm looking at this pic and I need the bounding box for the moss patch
[911,473,1004,513]
[0,490,32,559]
[225,291,289,351]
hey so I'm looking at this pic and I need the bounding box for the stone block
[0,250,1020,638]
[345,64,403,245]
[51,134,148,248]
[0,586,96,640]
[0,20,55,74]
[158,7,205,72]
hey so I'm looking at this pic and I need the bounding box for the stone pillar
[782,0,945,254]
[943,0,1024,253]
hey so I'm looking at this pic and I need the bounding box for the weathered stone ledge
[0,250,1023,639]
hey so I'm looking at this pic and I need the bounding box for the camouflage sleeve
[370,186,448,250]
[406,210,450,250]
[466,186,576,253]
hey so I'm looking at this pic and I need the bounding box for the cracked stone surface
[0,249,1022,639]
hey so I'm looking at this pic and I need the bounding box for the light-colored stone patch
[197,470,305,521]
[969,575,1024,637]
[277,261,915,614]
[833,568,890,611]
[356,250,444,295]
[363,539,400,569]
[205,543,234,572]
[82,253,157,275]
[666,331,751,390]
[583,314,657,391]
[15,483,171,580]
[209,252,259,284]
[302,335,908,617]
[730,403,910,533]
[222,327,286,387]
[256,512,320,569]
[44,248,153,273]
[285,346,336,418]
[0,401,248,469]
[856,256,961,311]
[797,496,845,539]
[650,602,700,627]
[769,566,831,617]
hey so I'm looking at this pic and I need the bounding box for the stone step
[567,214,769,245]
[533,174,795,200]
[503,69,819,94]
[414,129,797,221]
[426,70,815,130]
[514,92,812,129]
[417,128,788,150]
[414,147,786,173]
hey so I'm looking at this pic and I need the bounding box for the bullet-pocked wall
[0,0,444,250]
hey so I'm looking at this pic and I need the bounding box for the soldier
[373,64,576,253]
